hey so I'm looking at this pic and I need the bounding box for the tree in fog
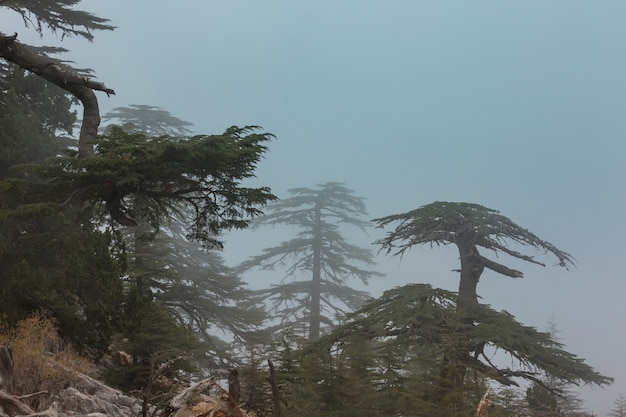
[0,0,115,157]
[239,182,383,340]
[94,106,269,390]
[373,202,605,412]
[1,3,277,365]
[102,105,193,137]
[0,61,124,352]
[525,319,585,417]
[291,284,611,417]
[609,394,626,417]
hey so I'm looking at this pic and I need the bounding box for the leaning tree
[373,201,575,309]
[372,202,589,412]
[239,182,383,341]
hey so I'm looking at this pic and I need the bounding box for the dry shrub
[0,312,93,408]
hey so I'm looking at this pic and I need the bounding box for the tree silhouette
[609,394,626,417]
[373,201,575,308]
[239,182,382,340]
[373,201,582,410]
[102,105,193,137]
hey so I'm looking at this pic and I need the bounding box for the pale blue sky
[4,1,626,414]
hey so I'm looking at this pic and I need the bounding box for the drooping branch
[0,33,115,157]
[477,254,524,278]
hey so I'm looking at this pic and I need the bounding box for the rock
[53,373,145,417]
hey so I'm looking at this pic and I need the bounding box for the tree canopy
[4,125,276,248]
[293,284,612,417]
[239,182,382,340]
[3,0,115,40]
[102,105,194,137]
[374,201,576,303]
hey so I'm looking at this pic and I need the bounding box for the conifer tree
[609,394,626,417]
[1,0,115,158]
[294,284,611,417]
[238,182,383,340]
[102,105,194,137]
[0,62,123,352]
[373,202,581,408]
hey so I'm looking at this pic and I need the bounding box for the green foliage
[0,204,125,352]
[372,201,584,409]
[374,201,575,270]
[2,0,115,39]
[127,216,267,369]
[0,64,76,176]
[102,105,194,137]
[6,125,276,248]
[285,284,611,417]
[526,383,559,417]
[0,62,123,354]
[239,182,382,340]
[106,290,199,401]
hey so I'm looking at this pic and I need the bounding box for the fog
[4,1,625,414]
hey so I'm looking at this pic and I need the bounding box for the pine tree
[373,202,580,407]
[238,182,383,340]
[526,318,585,417]
[3,0,114,40]
[293,284,611,417]
[609,394,626,417]
[0,62,124,353]
[102,105,194,137]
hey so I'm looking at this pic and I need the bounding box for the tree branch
[0,33,115,157]
[478,254,524,278]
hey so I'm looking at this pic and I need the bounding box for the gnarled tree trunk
[0,32,115,157]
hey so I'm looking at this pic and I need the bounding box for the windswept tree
[102,104,194,137]
[239,182,383,341]
[373,201,575,308]
[372,202,598,412]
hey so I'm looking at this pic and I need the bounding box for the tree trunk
[455,235,484,306]
[308,206,322,341]
[434,235,486,414]
[0,33,114,158]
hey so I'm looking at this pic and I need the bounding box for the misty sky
[4,1,626,414]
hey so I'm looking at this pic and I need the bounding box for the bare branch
[478,254,524,278]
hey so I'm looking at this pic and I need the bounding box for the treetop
[3,0,115,40]
[373,201,575,270]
